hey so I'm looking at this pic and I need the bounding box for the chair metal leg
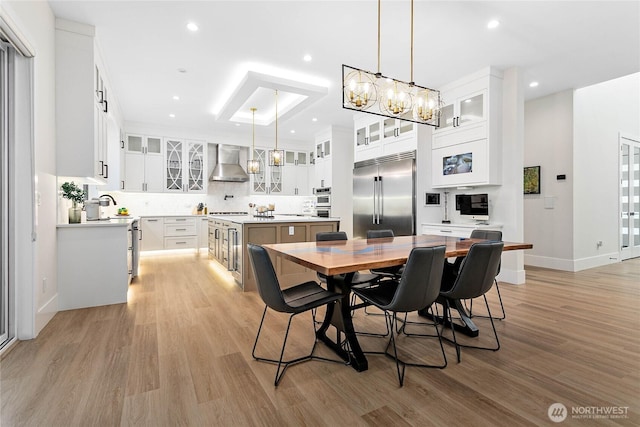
[442,295,500,363]
[252,304,345,386]
[359,309,446,387]
[468,279,506,320]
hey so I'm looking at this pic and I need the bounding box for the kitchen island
[208,215,340,291]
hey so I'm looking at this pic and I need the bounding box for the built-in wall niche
[431,140,489,187]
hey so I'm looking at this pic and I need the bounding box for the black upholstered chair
[439,241,504,363]
[366,229,404,279]
[467,229,505,319]
[247,243,345,386]
[352,246,448,386]
[445,229,505,319]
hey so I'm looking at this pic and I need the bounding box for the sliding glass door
[0,42,9,345]
[620,134,640,260]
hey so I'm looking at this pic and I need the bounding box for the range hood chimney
[209,145,250,182]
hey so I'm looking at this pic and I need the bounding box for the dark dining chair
[366,229,404,279]
[438,241,504,363]
[247,243,345,386]
[352,246,448,386]
[445,229,505,319]
[467,229,505,319]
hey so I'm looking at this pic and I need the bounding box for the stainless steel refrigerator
[353,151,416,238]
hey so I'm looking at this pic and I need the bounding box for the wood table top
[263,234,533,276]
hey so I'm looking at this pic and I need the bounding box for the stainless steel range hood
[209,145,250,182]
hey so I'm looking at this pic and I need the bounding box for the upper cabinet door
[186,141,206,192]
[165,138,184,192]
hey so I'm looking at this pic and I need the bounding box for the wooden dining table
[262,234,533,372]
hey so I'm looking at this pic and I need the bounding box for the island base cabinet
[241,221,339,292]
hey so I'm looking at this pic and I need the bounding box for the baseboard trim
[497,268,526,285]
[35,293,58,336]
[525,253,620,272]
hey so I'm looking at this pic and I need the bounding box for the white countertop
[138,214,209,218]
[208,214,340,224]
[57,217,138,228]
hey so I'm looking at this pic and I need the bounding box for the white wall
[523,73,640,271]
[523,90,574,270]
[4,0,58,337]
[573,73,640,269]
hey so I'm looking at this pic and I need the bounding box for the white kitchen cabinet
[250,147,283,195]
[163,217,198,249]
[313,139,332,188]
[421,222,502,238]
[56,20,113,183]
[283,150,310,195]
[57,223,130,310]
[431,67,503,188]
[123,134,164,192]
[353,114,417,162]
[164,139,207,193]
[140,217,165,251]
[198,216,209,249]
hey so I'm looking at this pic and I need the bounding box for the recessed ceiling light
[169,113,175,118]
[172,95,180,100]
[187,22,198,32]
[312,117,318,122]
[529,81,539,88]
[303,54,312,62]
[290,130,295,134]
[235,123,241,127]
[487,20,500,29]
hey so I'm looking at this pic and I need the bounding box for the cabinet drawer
[421,226,471,238]
[164,217,196,225]
[164,224,197,236]
[164,236,197,249]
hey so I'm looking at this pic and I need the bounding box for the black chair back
[247,243,290,313]
[316,231,347,242]
[382,246,446,313]
[367,229,394,239]
[469,229,502,275]
[443,242,504,300]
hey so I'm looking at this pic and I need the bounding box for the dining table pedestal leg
[315,273,369,372]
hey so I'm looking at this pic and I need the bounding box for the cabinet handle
[139,229,143,240]
[176,228,187,231]
[103,163,109,179]
[96,90,104,103]
[148,219,158,222]
[176,218,186,221]
[103,100,108,113]
[175,241,187,245]
[121,180,125,190]
[440,230,452,233]
[121,140,125,149]
[98,160,104,176]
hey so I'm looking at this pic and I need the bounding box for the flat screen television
[458,193,489,222]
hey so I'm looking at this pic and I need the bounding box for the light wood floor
[2,253,639,426]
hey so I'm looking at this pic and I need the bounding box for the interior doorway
[620,133,640,260]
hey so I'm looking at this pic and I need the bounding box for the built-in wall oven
[314,187,331,207]
[314,187,331,217]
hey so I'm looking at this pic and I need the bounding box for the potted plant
[60,181,85,224]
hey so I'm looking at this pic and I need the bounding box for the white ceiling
[47,0,640,143]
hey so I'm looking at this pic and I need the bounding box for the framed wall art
[524,166,541,194]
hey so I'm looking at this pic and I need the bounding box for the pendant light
[342,0,441,127]
[247,107,260,174]
[268,90,284,167]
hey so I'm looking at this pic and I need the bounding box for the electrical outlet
[42,277,47,293]
[596,241,603,249]
[289,226,294,236]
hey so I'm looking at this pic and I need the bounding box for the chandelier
[247,107,260,174]
[268,90,284,167]
[342,0,441,127]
